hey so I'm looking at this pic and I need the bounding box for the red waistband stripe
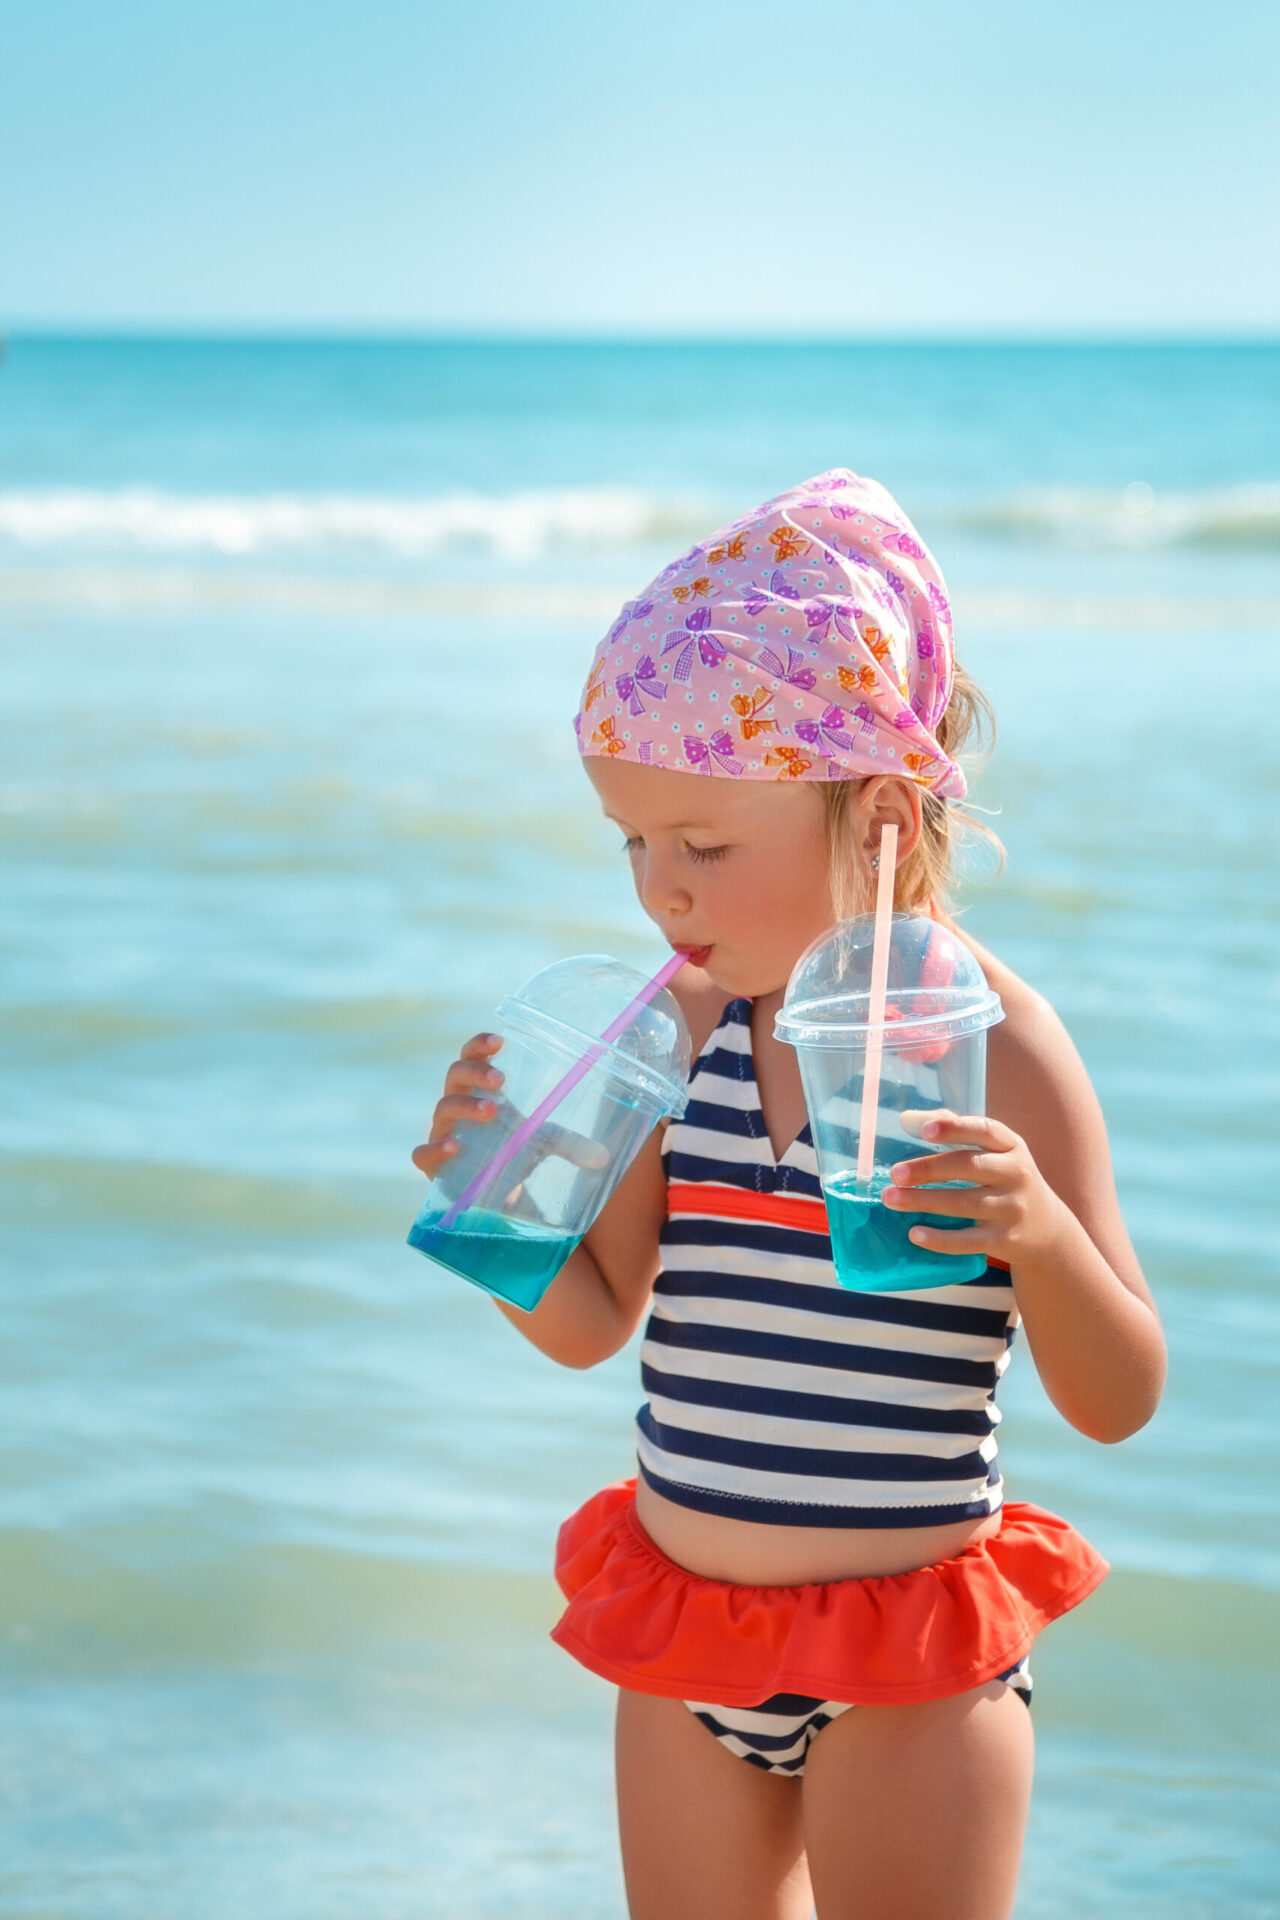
[667,1181,829,1234]
[666,1181,1011,1273]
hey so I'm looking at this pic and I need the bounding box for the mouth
[672,943,713,968]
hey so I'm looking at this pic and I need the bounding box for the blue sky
[3,0,1277,334]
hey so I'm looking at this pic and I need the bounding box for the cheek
[772,853,834,930]
[717,842,832,938]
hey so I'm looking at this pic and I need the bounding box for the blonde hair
[819,661,1004,920]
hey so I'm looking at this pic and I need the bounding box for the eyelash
[622,837,728,865]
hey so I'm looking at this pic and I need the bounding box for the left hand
[881,1111,1072,1264]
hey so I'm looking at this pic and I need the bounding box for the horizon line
[4,323,1280,351]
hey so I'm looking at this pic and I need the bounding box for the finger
[887,1148,1015,1189]
[428,1093,501,1140]
[443,1057,506,1098]
[458,1032,505,1061]
[411,1137,461,1176]
[900,1110,1019,1153]
[903,1221,992,1257]
[496,1125,607,1193]
[882,1183,990,1218]
[540,1118,610,1171]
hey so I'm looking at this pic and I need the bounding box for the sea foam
[0,484,705,559]
[3,480,1278,559]
[958,481,1280,548]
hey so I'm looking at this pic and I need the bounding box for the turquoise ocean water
[2,338,1279,1916]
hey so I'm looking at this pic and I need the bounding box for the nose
[636,846,692,921]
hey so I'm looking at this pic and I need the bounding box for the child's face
[584,758,841,999]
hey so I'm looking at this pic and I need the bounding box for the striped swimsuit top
[636,996,1022,1529]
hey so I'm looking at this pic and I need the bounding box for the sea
[2,337,1278,1917]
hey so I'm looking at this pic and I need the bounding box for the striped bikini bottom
[687,1655,1033,1779]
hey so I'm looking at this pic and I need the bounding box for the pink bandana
[574,469,966,799]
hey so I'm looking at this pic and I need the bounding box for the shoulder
[948,920,1097,1141]
[950,918,1152,1300]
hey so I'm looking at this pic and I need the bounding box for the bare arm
[987,998,1167,1442]
[887,986,1167,1443]
[484,1122,668,1367]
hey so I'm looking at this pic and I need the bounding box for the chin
[688,954,734,992]
[700,957,770,998]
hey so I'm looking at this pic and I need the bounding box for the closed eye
[619,836,729,864]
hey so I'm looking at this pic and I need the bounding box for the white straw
[855,822,898,1187]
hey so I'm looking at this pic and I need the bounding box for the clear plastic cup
[775,915,1004,1291]
[408,956,691,1311]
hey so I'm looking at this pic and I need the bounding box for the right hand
[410,1032,610,1191]
[411,1032,508,1183]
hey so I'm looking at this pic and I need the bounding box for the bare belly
[635,1476,1002,1585]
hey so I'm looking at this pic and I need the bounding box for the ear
[852,776,923,868]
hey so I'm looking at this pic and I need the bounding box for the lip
[672,943,713,968]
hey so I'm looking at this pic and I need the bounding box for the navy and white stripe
[637,997,1021,1527]
[688,1658,1034,1775]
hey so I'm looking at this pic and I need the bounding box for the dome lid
[499,955,692,1112]
[775,915,1003,1050]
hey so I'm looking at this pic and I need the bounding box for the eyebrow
[602,812,720,831]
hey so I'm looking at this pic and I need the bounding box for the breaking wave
[0,484,706,559]
[958,481,1280,548]
[2,480,1279,566]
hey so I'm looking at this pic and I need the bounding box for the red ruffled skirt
[552,1478,1109,1709]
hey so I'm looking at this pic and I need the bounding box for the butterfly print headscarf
[575,469,966,799]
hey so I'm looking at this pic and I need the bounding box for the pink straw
[438,950,691,1229]
[855,822,899,1187]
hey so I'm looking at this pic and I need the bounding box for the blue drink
[823,1171,987,1290]
[409,955,691,1308]
[408,1207,582,1313]
[776,915,1004,1294]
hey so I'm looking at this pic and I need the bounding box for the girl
[413,472,1166,1920]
